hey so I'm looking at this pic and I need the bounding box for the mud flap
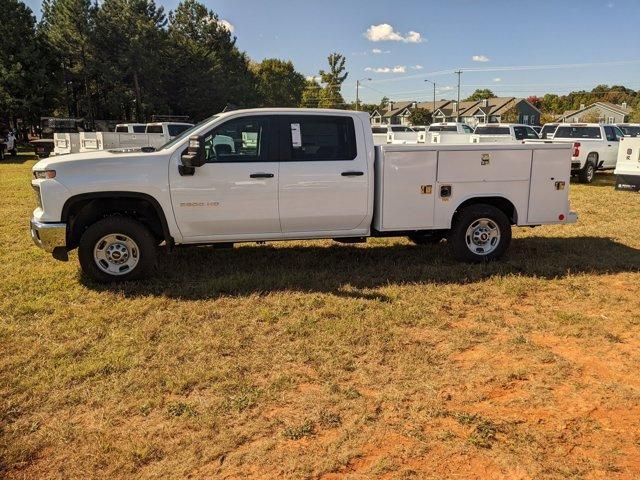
[615,175,640,192]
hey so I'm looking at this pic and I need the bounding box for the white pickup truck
[30,108,577,282]
[535,123,624,183]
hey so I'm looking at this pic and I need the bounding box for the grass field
[1,152,640,479]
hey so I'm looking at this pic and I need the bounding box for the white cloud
[305,75,320,82]
[411,65,424,70]
[372,48,382,54]
[365,65,407,74]
[219,19,235,33]
[472,55,490,62]
[493,77,502,82]
[440,86,454,91]
[365,24,425,43]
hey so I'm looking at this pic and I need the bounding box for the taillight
[572,142,580,157]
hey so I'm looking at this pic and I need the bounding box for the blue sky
[24,0,640,104]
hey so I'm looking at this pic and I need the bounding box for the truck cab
[30,108,576,282]
[472,124,540,143]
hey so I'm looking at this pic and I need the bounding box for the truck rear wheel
[78,217,157,282]
[578,156,596,184]
[450,204,511,263]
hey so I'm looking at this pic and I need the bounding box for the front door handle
[250,173,274,178]
[341,171,364,177]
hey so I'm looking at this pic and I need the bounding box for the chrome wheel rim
[465,218,501,255]
[93,233,140,276]
[586,165,594,182]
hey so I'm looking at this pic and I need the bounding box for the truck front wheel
[78,217,157,282]
[450,204,511,263]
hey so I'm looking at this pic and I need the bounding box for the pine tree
[318,53,348,109]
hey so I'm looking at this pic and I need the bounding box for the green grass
[1,152,640,479]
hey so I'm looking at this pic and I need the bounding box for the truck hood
[32,149,161,171]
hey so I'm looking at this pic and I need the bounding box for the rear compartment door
[527,147,571,224]
[438,148,531,183]
[378,149,437,230]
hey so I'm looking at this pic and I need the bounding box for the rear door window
[281,115,357,161]
[146,125,163,134]
[604,126,616,142]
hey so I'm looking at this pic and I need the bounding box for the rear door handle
[341,171,364,177]
[250,173,274,178]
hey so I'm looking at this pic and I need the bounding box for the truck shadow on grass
[81,236,640,300]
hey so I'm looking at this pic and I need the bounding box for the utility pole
[424,79,436,120]
[355,78,371,111]
[455,70,463,122]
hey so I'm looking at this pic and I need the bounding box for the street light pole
[424,79,436,119]
[455,70,463,122]
[355,78,371,111]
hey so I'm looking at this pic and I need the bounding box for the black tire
[578,155,596,184]
[78,217,157,282]
[408,231,448,245]
[449,204,512,263]
[10,148,17,156]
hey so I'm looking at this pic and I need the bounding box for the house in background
[556,102,632,123]
[460,98,541,127]
[370,97,542,127]
[432,100,479,123]
[370,101,416,125]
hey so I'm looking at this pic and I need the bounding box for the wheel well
[453,197,518,226]
[62,193,172,250]
[587,152,598,162]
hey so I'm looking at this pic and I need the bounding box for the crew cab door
[602,126,623,168]
[168,115,281,240]
[277,115,369,234]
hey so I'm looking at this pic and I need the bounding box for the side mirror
[181,135,207,168]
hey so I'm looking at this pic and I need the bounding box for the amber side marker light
[33,170,56,179]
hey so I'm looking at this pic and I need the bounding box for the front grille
[32,185,42,209]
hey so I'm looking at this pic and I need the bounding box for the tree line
[464,86,640,121]
[0,0,352,128]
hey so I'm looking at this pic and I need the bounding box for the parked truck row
[30,108,577,282]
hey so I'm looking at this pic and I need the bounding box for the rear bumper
[30,219,66,253]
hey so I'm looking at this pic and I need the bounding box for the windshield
[619,125,640,137]
[160,115,219,150]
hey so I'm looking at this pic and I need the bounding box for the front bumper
[30,219,66,253]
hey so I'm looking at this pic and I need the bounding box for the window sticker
[291,123,302,148]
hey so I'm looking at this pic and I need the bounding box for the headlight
[33,170,56,179]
